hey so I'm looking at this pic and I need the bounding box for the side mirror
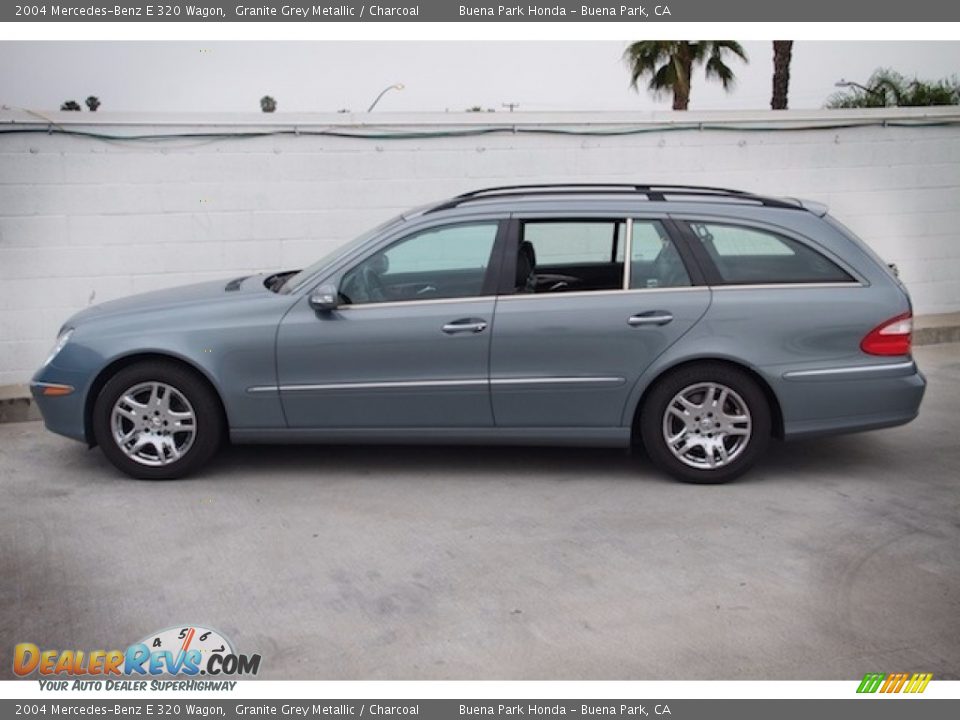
[308,284,340,312]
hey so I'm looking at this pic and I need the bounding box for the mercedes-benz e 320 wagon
[32,184,925,482]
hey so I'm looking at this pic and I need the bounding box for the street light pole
[367,84,405,112]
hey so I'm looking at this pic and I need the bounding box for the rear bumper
[777,360,926,440]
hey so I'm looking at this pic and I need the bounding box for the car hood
[63,274,269,328]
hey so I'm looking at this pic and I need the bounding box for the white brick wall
[1,108,959,385]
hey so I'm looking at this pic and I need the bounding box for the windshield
[279,214,405,293]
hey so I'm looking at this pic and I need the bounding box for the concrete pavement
[1,343,958,680]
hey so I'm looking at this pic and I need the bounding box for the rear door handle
[442,318,488,334]
[628,312,673,327]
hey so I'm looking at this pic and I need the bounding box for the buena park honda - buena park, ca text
[14,4,672,19]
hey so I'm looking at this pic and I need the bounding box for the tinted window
[340,222,497,304]
[629,220,691,289]
[690,222,854,285]
[519,220,625,293]
[523,221,624,266]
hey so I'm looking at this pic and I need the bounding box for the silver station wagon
[31,184,926,482]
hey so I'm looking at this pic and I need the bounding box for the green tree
[85,96,101,112]
[60,100,81,111]
[827,68,960,108]
[623,41,748,111]
[770,41,793,110]
[260,95,277,113]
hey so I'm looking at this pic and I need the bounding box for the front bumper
[30,365,93,443]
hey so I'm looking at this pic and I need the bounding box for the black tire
[638,362,771,484]
[93,360,224,480]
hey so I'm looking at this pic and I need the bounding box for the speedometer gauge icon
[138,625,233,672]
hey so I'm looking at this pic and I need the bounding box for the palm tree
[770,41,793,110]
[260,95,277,113]
[60,100,81,111]
[85,96,101,112]
[827,68,960,108]
[624,41,748,111]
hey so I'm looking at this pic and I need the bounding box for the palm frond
[624,41,675,90]
[650,62,676,96]
[623,39,747,105]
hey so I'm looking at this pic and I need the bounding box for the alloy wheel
[661,382,753,470]
[111,381,197,467]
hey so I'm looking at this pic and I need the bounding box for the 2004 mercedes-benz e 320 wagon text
[32,184,926,483]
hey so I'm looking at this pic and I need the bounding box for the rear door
[489,215,711,428]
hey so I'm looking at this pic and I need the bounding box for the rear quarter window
[688,222,855,285]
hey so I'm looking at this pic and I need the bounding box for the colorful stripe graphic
[857,672,932,694]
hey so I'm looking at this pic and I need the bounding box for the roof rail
[426,183,802,213]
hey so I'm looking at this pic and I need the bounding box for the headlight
[44,328,74,366]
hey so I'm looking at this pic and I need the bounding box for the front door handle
[628,312,673,327]
[442,318,488,334]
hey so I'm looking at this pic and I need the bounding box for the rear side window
[629,221,691,289]
[689,222,854,285]
[519,220,625,293]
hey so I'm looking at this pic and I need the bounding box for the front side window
[339,222,498,304]
[689,222,854,285]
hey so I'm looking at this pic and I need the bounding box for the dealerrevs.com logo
[14,626,261,688]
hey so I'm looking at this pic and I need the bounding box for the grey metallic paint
[31,195,926,452]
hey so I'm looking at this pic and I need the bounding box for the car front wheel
[93,361,224,480]
[640,363,771,484]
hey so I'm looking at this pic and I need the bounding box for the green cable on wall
[0,117,958,144]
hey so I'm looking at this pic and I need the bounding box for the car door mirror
[308,284,340,312]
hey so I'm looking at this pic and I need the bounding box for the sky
[0,41,957,114]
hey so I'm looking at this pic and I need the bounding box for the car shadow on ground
[185,432,897,487]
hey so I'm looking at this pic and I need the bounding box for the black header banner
[6,0,960,22]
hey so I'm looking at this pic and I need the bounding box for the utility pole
[502,102,520,112]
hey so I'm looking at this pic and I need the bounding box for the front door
[276,220,504,428]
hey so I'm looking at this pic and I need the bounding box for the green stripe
[857,673,885,693]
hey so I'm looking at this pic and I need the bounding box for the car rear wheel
[639,363,771,484]
[93,361,224,480]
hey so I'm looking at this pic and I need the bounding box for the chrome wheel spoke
[715,441,729,465]
[715,387,728,411]
[164,437,182,461]
[122,393,148,409]
[155,385,171,414]
[667,428,690,446]
[114,404,140,421]
[667,405,690,422]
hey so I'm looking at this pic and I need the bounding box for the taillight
[860,312,913,356]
